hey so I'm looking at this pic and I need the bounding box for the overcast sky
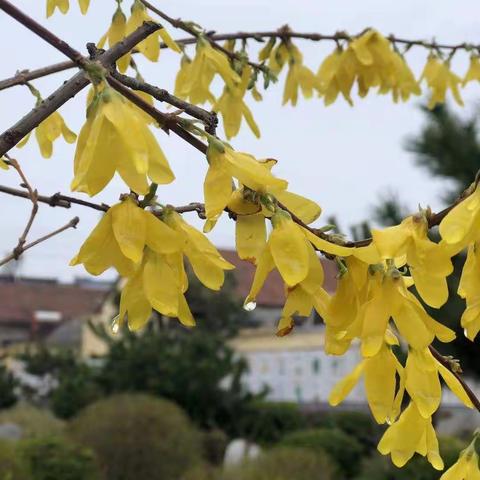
[0,0,479,282]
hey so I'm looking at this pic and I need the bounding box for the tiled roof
[220,250,337,308]
[0,250,338,325]
[0,277,109,325]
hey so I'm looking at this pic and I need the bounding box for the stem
[429,346,480,413]
[0,217,79,268]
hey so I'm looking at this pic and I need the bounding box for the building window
[312,358,321,374]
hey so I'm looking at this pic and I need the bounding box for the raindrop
[243,300,257,312]
[111,315,120,334]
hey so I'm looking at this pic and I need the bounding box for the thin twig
[0,22,162,156]
[429,346,480,413]
[5,156,39,258]
[0,217,79,268]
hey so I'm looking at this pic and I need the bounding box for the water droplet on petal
[111,315,120,335]
[385,417,393,426]
[464,328,469,338]
[243,300,257,312]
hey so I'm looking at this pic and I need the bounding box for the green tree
[0,364,18,409]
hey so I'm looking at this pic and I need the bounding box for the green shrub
[355,436,464,480]
[223,446,335,480]
[19,436,101,480]
[202,429,229,465]
[0,403,64,438]
[0,439,29,480]
[0,365,17,409]
[68,394,203,480]
[239,401,306,444]
[279,428,364,478]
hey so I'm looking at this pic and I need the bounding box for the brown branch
[110,70,217,132]
[0,22,162,157]
[106,75,208,154]
[429,346,480,413]
[0,217,79,268]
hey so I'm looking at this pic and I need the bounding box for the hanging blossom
[440,436,480,480]
[175,38,240,105]
[214,65,260,139]
[17,110,76,159]
[316,30,420,106]
[71,197,234,330]
[46,0,90,17]
[72,83,174,196]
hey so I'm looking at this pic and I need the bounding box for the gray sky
[0,0,479,282]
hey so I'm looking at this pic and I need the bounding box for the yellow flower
[329,343,405,424]
[17,111,76,159]
[405,347,473,418]
[268,41,290,75]
[175,39,240,105]
[355,265,455,357]
[72,85,174,196]
[464,55,480,85]
[229,182,321,264]
[71,197,181,277]
[458,242,480,340]
[276,244,329,336]
[126,0,180,63]
[163,209,235,291]
[420,54,464,109]
[440,440,480,480]
[0,158,9,170]
[98,7,130,73]
[78,0,90,14]
[372,214,453,308]
[214,66,260,139]
[350,30,420,101]
[317,47,355,106]
[119,247,195,331]
[46,0,69,17]
[439,183,480,251]
[204,141,288,223]
[317,31,420,106]
[282,44,318,106]
[378,401,444,470]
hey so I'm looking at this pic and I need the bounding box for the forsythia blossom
[175,39,240,105]
[72,84,174,196]
[440,438,480,480]
[420,54,464,109]
[46,0,89,17]
[17,111,77,159]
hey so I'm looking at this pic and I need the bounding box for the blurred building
[0,275,111,348]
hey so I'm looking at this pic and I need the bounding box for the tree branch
[429,346,480,413]
[110,70,217,132]
[0,22,162,157]
[0,217,79,268]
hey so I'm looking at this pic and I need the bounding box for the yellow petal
[236,214,266,264]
